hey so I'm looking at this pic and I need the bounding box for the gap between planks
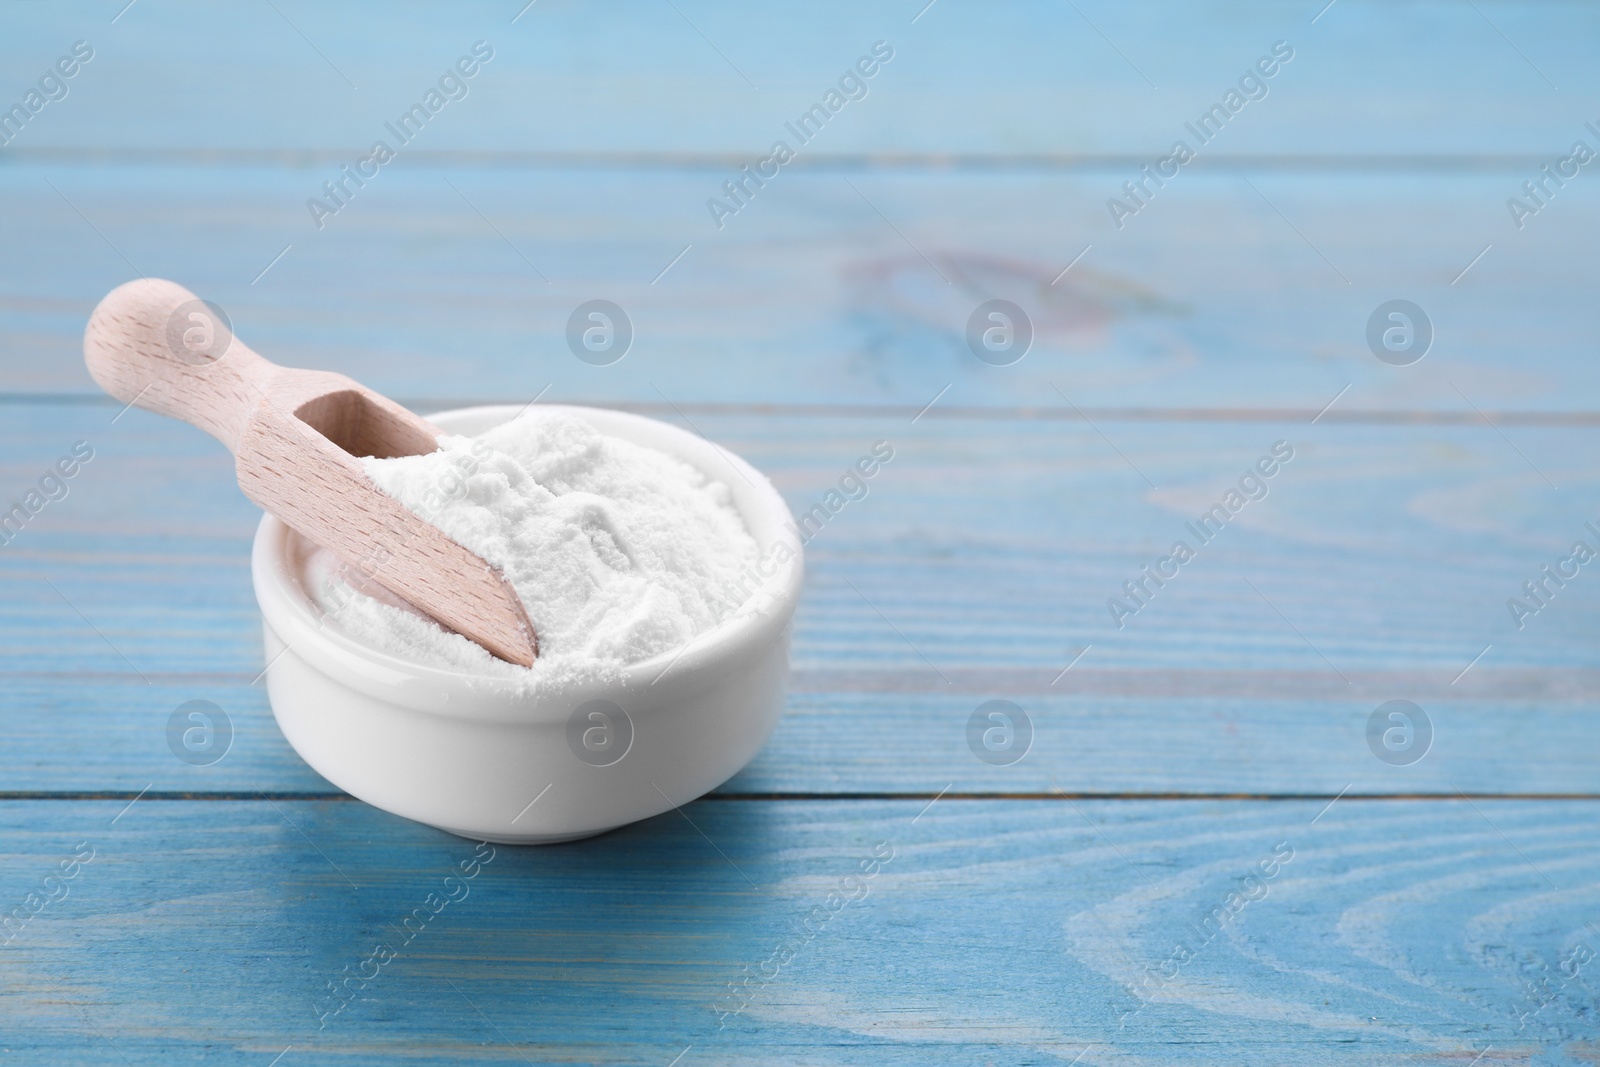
[0,149,1569,172]
[1,791,1598,802]
[4,395,1600,427]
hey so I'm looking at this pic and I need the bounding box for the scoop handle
[84,278,274,454]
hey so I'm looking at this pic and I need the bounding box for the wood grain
[1,0,1596,157]
[2,0,1597,1060]
[1,797,1597,1064]
[1,166,1595,411]
[2,402,1595,795]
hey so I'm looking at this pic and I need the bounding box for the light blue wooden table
[3,1,1599,1062]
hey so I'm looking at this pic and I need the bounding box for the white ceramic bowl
[251,404,801,844]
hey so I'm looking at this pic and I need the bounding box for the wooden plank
[0,797,1595,1063]
[3,402,1597,794]
[1,164,1596,408]
[0,0,1594,157]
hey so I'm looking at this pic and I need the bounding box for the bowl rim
[251,403,804,722]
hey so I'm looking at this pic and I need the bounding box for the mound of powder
[302,408,761,686]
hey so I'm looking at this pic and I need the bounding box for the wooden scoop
[83,278,537,666]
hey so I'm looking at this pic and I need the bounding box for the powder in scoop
[303,408,761,686]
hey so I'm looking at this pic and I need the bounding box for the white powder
[302,408,761,686]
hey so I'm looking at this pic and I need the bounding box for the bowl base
[435,822,624,846]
